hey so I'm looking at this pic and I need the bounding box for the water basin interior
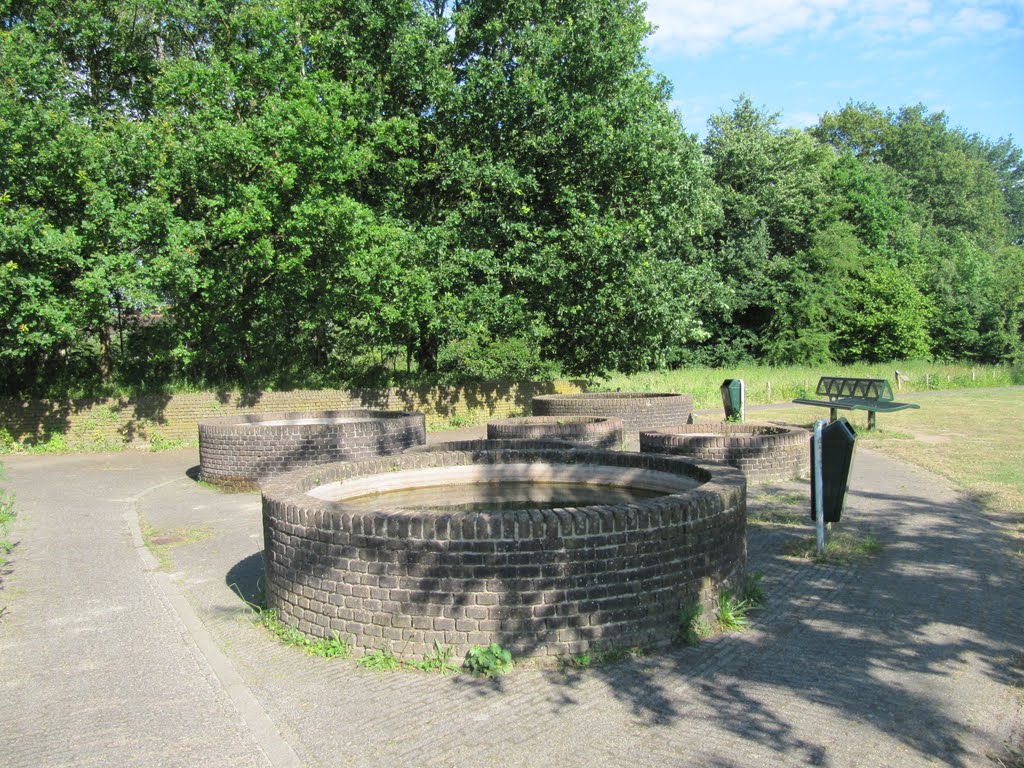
[337,482,665,513]
[309,463,702,514]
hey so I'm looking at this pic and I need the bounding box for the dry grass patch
[140,521,213,571]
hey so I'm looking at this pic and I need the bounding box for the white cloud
[951,7,1008,30]
[645,0,1023,55]
[783,109,822,128]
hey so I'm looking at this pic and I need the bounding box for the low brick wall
[0,380,583,449]
[531,393,693,440]
[640,423,809,483]
[199,410,425,490]
[486,416,624,449]
[261,449,747,660]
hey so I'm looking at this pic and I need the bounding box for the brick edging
[486,416,624,449]
[531,393,693,436]
[198,410,425,490]
[640,422,810,483]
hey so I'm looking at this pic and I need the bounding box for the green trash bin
[810,417,857,523]
[720,379,745,422]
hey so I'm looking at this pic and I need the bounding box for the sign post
[813,418,826,556]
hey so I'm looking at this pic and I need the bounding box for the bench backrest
[815,377,894,402]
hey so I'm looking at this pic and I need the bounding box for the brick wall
[640,423,810,483]
[261,449,747,660]
[0,380,583,449]
[531,393,694,439]
[486,416,624,449]
[198,410,427,490]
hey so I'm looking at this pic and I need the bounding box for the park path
[1,437,1021,767]
[0,452,274,768]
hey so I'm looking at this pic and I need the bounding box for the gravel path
[1,434,1020,767]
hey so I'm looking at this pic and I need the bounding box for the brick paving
[1,427,1021,767]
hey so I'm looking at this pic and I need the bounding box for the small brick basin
[261,448,746,660]
[486,416,624,449]
[531,392,693,439]
[198,410,425,490]
[640,423,809,483]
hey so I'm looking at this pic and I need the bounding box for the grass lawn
[720,388,1024,538]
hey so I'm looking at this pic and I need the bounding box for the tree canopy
[1,1,1021,397]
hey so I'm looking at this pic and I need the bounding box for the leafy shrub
[464,643,514,678]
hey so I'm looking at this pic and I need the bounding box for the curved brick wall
[486,416,624,449]
[199,410,425,490]
[531,393,693,438]
[261,449,746,660]
[640,423,809,483]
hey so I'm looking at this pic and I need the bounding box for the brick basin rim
[261,449,744,518]
[487,415,623,426]
[199,409,421,430]
[532,392,685,401]
[308,462,702,503]
[642,423,797,437]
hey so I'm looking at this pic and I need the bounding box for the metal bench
[792,376,919,431]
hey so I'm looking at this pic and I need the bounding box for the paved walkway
[1,433,1021,767]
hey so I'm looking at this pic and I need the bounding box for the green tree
[689,95,832,364]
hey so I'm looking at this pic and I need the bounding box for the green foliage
[741,572,766,607]
[559,645,644,670]
[464,642,514,678]
[0,7,1021,394]
[356,648,401,672]
[406,641,460,675]
[251,605,351,658]
[0,463,15,565]
[786,530,883,564]
[678,601,713,646]
[715,591,751,632]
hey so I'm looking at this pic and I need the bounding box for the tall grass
[593,361,1020,409]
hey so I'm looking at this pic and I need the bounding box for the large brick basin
[531,392,693,440]
[261,448,746,660]
[198,410,425,490]
[486,416,624,449]
[640,423,809,483]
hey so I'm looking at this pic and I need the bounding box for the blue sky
[643,0,1023,142]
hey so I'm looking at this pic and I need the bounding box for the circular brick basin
[640,423,809,483]
[531,393,693,438]
[261,448,746,660]
[486,416,624,449]
[199,410,425,490]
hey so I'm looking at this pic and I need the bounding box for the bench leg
[867,411,876,431]
[829,408,837,422]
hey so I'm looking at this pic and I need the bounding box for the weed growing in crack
[716,590,751,632]
[741,571,766,607]
[464,643,513,678]
[356,647,401,671]
[678,601,714,647]
[406,641,460,675]
[785,529,882,564]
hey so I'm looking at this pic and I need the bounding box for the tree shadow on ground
[220,446,1021,767]
[527,469,1023,767]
